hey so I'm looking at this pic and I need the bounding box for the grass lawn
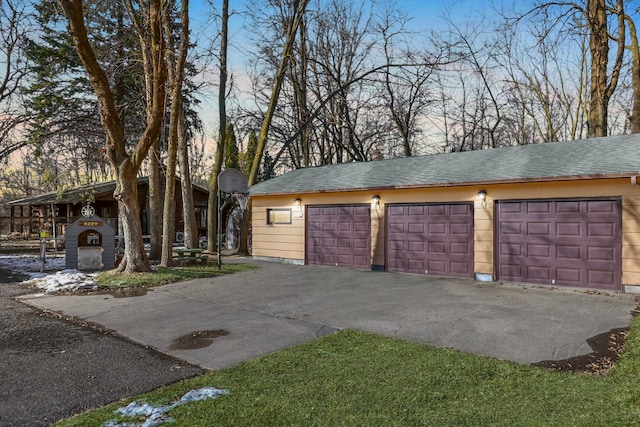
[56,315,640,426]
[95,263,255,288]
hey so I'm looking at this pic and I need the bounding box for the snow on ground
[103,387,229,427]
[0,254,100,293]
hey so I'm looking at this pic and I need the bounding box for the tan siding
[623,198,640,285]
[623,271,640,285]
[371,204,385,266]
[251,201,305,261]
[474,261,493,273]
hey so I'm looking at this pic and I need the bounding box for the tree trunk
[178,113,199,248]
[625,14,640,133]
[114,160,150,273]
[586,0,624,137]
[160,0,189,266]
[206,0,228,254]
[148,143,162,260]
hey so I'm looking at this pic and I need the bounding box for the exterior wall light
[372,195,380,206]
[477,190,487,207]
[294,198,301,207]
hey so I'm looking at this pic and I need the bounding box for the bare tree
[206,0,229,254]
[376,6,438,157]
[58,0,167,273]
[160,0,190,266]
[0,0,30,161]
[519,0,625,137]
[238,0,310,255]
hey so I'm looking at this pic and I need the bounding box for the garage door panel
[408,205,425,215]
[450,242,471,255]
[588,269,616,287]
[501,242,522,256]
[528,265,551,281]
[556,245,580,260]
[450,204,470,215]
[387,203,473,278]
[557,201,581,213]
[408,259,426,271]
[306,205,371,269]
[588,246,615,261]
[588,222,615,237]
[501,222,523,235]
[323,237,336,248]
[501,263,522,278]
[408,223,425,233]
[408,241,425,252]
[427,260,447,274]
[497,199,620,290]
[428,241,446,254]
[451,222,472,235]
[337,238,351,248]
[528,202,552,214]
[353,238,369,249]
[588,200,616,213]
[451,261,471,275]
[427,223,446,235]
[527,222,550,235]
[557,268,582,284]
[556,222,581,237]
[528,244,551,258]
[323,222,336,232]
[428,205,446,216]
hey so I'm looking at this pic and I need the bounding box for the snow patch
[103,387,229,427]
[0,254,98,292]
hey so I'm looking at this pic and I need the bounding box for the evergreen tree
[224,123,239,169]
[244,130,257,176]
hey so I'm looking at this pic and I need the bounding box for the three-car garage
[250,136,640,293]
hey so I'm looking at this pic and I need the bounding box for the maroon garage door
[306,205,371,269]
[386,203,474,278]
[496,199,621,290]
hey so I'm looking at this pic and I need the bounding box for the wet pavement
[0,268,28,284]
[1,280,206,426]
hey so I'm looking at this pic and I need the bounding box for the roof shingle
[250,135,640,195]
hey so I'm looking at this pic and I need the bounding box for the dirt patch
[169,329,230,350]
[533,299,639,375]
[532,327,629,375]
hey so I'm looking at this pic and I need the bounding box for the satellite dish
[218,168,249,194]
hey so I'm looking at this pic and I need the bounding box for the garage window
[267,208,292,225]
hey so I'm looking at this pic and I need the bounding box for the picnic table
[172,248,209,266]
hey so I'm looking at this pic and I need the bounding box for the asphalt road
[0,280,206,427]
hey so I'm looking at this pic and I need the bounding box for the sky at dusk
[190,0,509,140]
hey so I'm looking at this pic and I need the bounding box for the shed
[249,134,640,293]
[65,214,115,271]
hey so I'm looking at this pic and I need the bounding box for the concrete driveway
[20,258,637,370]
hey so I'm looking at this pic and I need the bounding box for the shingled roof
[4,177,209,206]
[250,134,640,196]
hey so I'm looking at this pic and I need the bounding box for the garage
[386,203,474,278]
[496,199,622,290]
[306,205,371,269]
